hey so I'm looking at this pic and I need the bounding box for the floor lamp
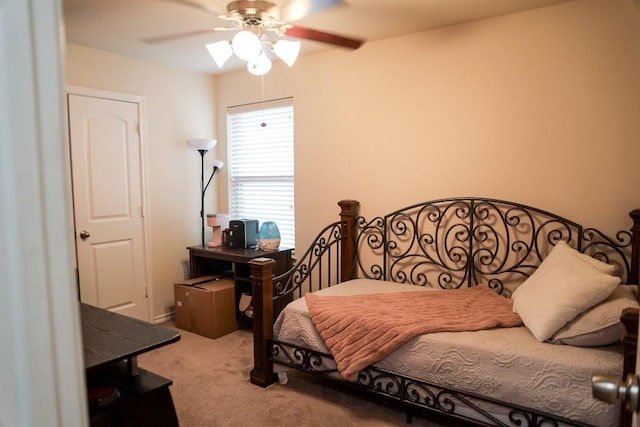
[188,139,224,247]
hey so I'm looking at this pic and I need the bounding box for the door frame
[1,0,87,425]
[66,85,154,322]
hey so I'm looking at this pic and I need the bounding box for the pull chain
[260,74,266,127]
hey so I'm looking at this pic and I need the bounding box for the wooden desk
[187,245,293,325]
[81,304,181,426]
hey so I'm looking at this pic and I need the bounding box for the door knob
[79,230,91,241]
[592,374,639,412]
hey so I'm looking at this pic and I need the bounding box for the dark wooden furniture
[187,245,293,325]
[81,303,181,427]
[249,198,640,427]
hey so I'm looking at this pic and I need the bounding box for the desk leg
[127,356,139,376]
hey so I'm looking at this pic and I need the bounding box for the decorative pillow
[569,245,618,275]
[511,241,620,342]
[549,285,639,346]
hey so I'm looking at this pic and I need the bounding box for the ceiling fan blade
[284,25,364,50]
[141,28,219,44]
[279,0,345,22]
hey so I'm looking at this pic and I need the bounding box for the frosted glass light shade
[231,30,262,60]
[206,41,233,68]
[188,138,217,151]
[247,53,272,76]
[273,40,301,67]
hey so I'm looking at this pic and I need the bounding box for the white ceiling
[63,0,574,74]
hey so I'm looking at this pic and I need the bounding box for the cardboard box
[175,276,219,286]
[174,278,238,339]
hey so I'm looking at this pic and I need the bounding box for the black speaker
[228,219,259,249]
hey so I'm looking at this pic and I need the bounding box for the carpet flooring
[138,324,459,427]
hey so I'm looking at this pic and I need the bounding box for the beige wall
[63,0,640,319]
[216,0,640,252]
[65,44,218,319]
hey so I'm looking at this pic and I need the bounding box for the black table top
[81,303,180,371]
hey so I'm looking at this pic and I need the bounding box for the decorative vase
[258,221,281,251]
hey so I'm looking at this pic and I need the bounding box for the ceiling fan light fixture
[206,41,233,68]
[231,30,262,60]
[272,39,301,67]
[247,52,272,76]
[142,0,365,76]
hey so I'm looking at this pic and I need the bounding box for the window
[227,98,295,248]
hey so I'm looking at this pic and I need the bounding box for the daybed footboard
[250,199,640,427]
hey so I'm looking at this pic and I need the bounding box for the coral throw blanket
[305,285,522,381]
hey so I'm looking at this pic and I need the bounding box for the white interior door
[68,91,151,321]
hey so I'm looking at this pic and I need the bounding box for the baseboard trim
[154,311,175,324]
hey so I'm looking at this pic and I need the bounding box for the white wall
[215,0,640,252]
[65,44,218,319]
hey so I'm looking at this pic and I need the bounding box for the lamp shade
[247,52,272,76]
[212,159,224,170]
[231,30,262,60]
[206,41,233,68]
[188,138,217,151]
[273,40,301,67]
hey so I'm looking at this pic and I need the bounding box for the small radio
[227,219,259,249]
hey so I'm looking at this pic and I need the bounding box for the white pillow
[511,241,620,342]
[549,285,639,346]
[566,244,618,275]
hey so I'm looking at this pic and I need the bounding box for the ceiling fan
[142,0,365,74]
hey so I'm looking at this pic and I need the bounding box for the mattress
[273,279,622,426]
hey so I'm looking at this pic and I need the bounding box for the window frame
[226,97,295,249]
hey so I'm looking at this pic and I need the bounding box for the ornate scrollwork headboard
[355,198,635,296]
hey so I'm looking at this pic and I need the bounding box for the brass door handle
[79,230,91,241]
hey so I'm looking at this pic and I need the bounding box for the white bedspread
[273,279,622,426]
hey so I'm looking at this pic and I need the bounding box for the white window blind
[227,99,295,249]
